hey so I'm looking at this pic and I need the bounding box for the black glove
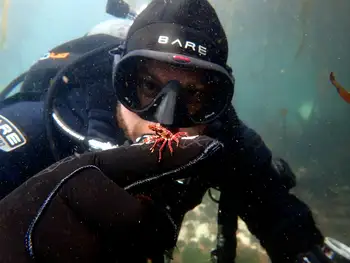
[77,49,119,144]
[0,135,223,263]
[85,76,119,144]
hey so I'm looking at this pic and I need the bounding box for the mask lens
[114,57,163,111]
[114,56,233,123]
[186,71,233,123]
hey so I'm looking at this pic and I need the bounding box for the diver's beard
[116,103,154,142]
[116,103,132,140]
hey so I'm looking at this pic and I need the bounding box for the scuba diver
[1,0,350,262]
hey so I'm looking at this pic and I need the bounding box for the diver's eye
[186,85,205,103]
[138,76,161,98]
[142,82,159,97]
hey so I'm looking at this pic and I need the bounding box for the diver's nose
[154,80,187,126]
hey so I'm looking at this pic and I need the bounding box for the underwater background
[1,0,350,262]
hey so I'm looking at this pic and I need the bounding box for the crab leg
[168,139,174,155]
[171,132,188,146]
[158,139,167,162]
[171,136,179,147]
[150,138,163,152]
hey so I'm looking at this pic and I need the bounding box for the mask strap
[225,64,233,75]
[111,43,126,86]
[109,42,126,58]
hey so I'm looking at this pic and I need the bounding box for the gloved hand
[85,77,119,144]
[77,51,119,144]
[0,135,223,263]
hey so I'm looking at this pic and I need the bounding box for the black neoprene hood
[125,0,229,67]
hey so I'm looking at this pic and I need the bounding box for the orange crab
[143,123,188,162]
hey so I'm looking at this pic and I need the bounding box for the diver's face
[136,60,209,116]
[116,60,207,142]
